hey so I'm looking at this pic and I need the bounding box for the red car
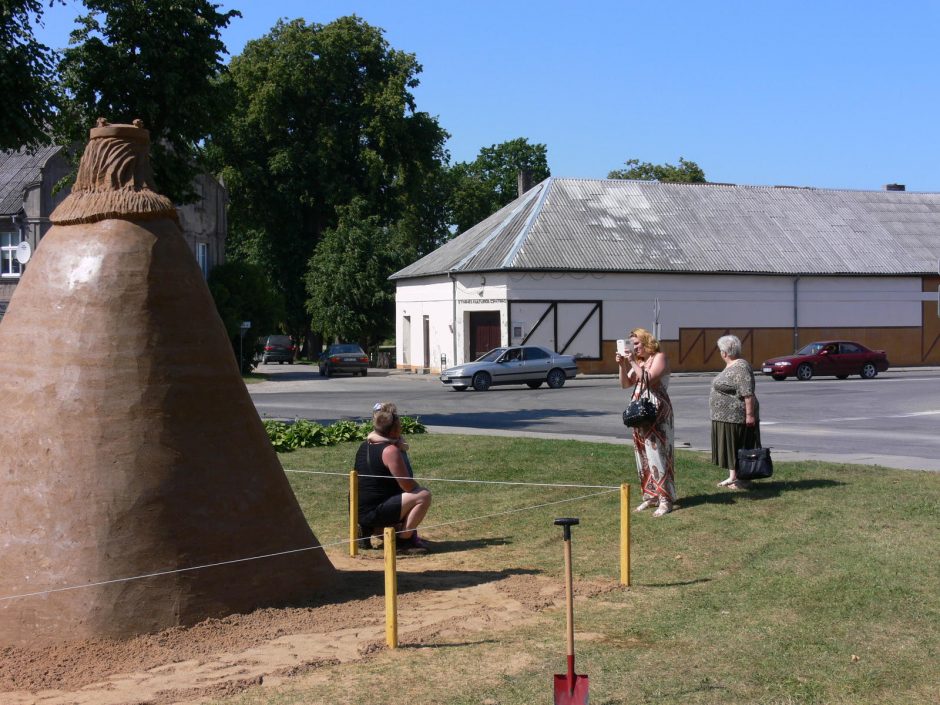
[761,341,889,381]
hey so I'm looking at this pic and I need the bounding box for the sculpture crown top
[89,117,150,143]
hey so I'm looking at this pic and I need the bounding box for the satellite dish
[15,241,31,264]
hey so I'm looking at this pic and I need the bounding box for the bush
[262,416,426,452]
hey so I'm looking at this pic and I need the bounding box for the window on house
[1,232,25,277]
[196,242,209,278]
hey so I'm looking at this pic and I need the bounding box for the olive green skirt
[711,420,762,470]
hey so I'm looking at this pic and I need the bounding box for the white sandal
[635,499,657,512]
[653,502,672,517]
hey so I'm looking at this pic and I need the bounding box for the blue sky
[35,1,940,191]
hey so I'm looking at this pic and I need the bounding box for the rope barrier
[0,486,618,603]
[415,489,617,534]
[285,468,620,490]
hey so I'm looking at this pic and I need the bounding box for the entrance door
[469,311,501,360]
[422,316,430,370]
[401,316,411,366]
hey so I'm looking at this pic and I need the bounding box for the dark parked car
[761,341,889,381]
[439,345,579,391]
[260,334,295,364]
[319,343,369,377]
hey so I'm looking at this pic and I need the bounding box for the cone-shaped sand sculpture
[0,120,335,646]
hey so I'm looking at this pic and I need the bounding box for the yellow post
[384,526,398,649]
[349,470,359,557]
[620,483,631,586]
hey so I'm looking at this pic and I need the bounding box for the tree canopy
[448,137,550,234]
[608,157,706,183]
[304,198,404,347]
[207,261,285,372]
[207,15,450,342]
[55,0,239,203]
[0,0,63,150]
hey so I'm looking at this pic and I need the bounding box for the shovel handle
[554,517,579,684]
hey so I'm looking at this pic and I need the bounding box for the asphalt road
[248,364,940,471]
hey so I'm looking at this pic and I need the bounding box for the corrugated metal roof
[0,146,62,216]
[392,177,940,279]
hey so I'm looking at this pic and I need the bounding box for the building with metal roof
[392,177,940,374]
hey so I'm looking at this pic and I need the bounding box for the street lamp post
[239,321,251,373]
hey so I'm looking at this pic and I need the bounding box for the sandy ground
[0,551,618,705]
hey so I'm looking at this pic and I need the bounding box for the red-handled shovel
[553,517,590,705]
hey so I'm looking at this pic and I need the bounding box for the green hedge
[262,417,427,452]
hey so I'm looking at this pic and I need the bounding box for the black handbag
[736,446,773,480]
[623,369,657,427]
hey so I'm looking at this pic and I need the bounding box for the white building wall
[397,271,924,369]
[505,272,921,340]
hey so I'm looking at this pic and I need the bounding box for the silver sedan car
[439,345,579,391]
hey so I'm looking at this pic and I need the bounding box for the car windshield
[796,343,826,355]
[476,348,507,362]
[331,344,364,354]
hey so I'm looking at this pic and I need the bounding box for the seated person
[355,403,431,553]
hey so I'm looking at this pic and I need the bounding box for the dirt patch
[0,553,610,705]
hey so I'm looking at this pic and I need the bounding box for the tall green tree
[448,137,550,234]
[207,261,285,373]
[55,0,239,203]
[0,0,63,149]
[304,199,404,347]
[207,16,450,344]
[608,157,706,183]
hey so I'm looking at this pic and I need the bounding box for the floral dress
[631,369,676,504]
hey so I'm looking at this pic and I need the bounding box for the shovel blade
[553,673,589,704]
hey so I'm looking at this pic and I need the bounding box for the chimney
[517,169,533,198]
[884,183,906,191]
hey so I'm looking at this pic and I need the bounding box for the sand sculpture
[0,120,335,646]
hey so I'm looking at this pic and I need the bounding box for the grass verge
[225,434,940,705]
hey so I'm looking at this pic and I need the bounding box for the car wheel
[472,371,492,391]
[836,374,849,380]
[323,365,331,378]
[796,363,813,381]
[546,368,566,389]
[772,375,786,381]
[318,366,324,376]
[452,385,467,391]
[860,363,878,379]
[362,369,368,377]
[526,381,542,389]
[288,359,293,365]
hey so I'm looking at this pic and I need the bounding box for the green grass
[239,435,940,705]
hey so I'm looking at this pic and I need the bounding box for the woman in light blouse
[710,335,761,489]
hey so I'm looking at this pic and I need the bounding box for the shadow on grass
[300,567,540,609]
[680,478,845,508]
[642,577,713,588]
[401,639,501,650]
[422,536,512,553]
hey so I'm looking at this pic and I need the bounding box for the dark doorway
[469,311,501,360]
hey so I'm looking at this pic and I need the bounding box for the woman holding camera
[617,328,676,516]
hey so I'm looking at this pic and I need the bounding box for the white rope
[285,468,620,490]
[0,489,618,602]
[414,488,618,534]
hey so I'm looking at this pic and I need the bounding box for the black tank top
[354,441,402,514]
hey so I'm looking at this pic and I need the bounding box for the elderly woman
[710,335,761,489]
[617,328,677,517]
[355,402,431,553]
